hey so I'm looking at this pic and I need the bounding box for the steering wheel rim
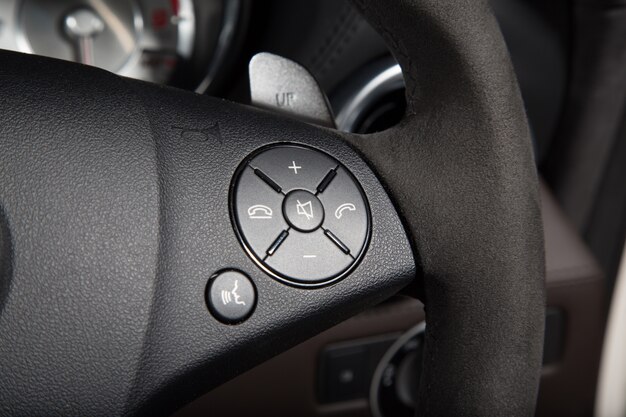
[0,0,544,416]
[347,0,545,413]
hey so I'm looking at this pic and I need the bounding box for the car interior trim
[595,244,626,417]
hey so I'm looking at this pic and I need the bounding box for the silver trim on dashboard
[195,0,241,93]
[369,321,425,417]
[333,60,404,133]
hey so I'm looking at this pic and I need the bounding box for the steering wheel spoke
[0,0,544,416]
[0,50,415,416]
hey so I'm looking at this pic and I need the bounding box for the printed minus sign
[303,255,317,258]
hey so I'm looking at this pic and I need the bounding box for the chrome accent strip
[195,0,240,93]
[370,322,425,417]
[334,61,403,133]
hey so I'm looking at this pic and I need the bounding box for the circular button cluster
[231,145,370,286]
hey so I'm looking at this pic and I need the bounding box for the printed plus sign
[288,161,302,174]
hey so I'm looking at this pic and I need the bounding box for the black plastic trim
[229,143,372,288]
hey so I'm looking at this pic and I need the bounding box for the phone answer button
[318,167,369,256]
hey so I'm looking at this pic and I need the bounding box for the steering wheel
[0,0,545,415]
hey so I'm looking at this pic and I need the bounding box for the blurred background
[1,0,624,415]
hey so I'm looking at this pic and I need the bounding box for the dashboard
[0,0,238,91]
[0,0,567,144]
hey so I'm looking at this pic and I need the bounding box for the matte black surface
[122,88,413,415]
[207,270,256,324]
[347,0,545,415]
[490,0,569,162]
[0,55,160,417]
[0,207,11,317]
[0,50,414,416]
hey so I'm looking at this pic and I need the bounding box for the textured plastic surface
[0,50,414,416]
[0,208,11,316]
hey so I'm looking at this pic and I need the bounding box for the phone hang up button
[234,168,289,259]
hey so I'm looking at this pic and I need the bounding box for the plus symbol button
[288,161,302,174]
